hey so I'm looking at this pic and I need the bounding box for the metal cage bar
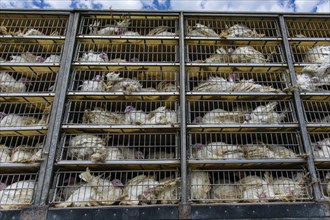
[0,43,63,64]
[185,16,280,38]
[302,100,330,125]
[0,134,46,164]
[290,42,330,64]
[316,169,330,198]
[188,132,304,161]
[50,169,181,207]
[0,173,38,210]
[0,15,68,36]
[309,133,330,160]
[78,14,179,36]
[56,133,180,162]
[285,17,330,39]
[0,70,57,93]
[188,169,312,203]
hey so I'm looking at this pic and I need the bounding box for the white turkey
[0,72,30,92]
[192,143,244,160]
[148,151,175,160]
[211,179,241,202]
[56,169,123,207]
[156,82,176,92]
[313,138,330,158]
[315,115,330,123]
[196,47,229,63]
[10,52,44,63]
[83,107,125,125]
[187,23,219,37]
[272,172,306,201]
[244,102,286,124]
[124,106,147,125]
[234,79,282,93]
[18,28,45,36]
[68,134,107,162]
[231,46,267,63]
[220,24,265,38]
[301,62,330,78]
[0,180,35,209]
[243,144,277,159]
[157,177,181,204]
[196,108,244,124]
[190,171,211,201]
[266,144,298,158]
[0,113,39,127]
[79,75,108,92]
[146,106,179,126]
[89,18,131,36]
[43,55,61,63]
[120,175,160,205]
[238,173,275,203]
[106,72,143,95]
[120,147,144,160]
[192,75,237,92]
[147,26,176,36]
[322,172,330,198]
[0,145,11,163]
[31,143,43,162]
[104,147,124,160]
[79,50,109,62]
[295,72,319,92]
[304,45,330,64]
[10,146,35,163]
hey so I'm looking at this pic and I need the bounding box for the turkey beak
[244,113,251,121]
[0,112,7,120]
[314,144,322,151]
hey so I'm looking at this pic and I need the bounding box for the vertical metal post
[278,15,322,200]
[33,12,80,206]
[178,11,191,219]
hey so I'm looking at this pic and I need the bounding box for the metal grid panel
[188,132,304,160]
[74,42,178,63]
[187,71,290,93]
[188,100,297,125]
[0,15,68,36]
[0,173,38,209]
[63,100,179,126]
[50,169,180,207]
[69,70,178,93]
[189,169,311,203]
[57,133,179,162]
[302,100,330,124]
[185,16,280,38]
[186,44,285,64]
[0,71,57,93]
[79,15,178,36]
[285,17,330,39]
[0,134,45,164]
[0,102,51,127]
[290,43,330,64]
[309,133,330,160]
[316,169,330,198]
[0,43,63,63]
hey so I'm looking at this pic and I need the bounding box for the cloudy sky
[0,0,329,12]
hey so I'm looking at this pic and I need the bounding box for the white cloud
[0,0,38,8]
[294,0,319,11]
[316,0,330,12]
[102,1,143,9]
[43,0,72,8]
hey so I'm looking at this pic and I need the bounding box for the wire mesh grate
[188,132,304,160]
[79,15,178,36]
[189,169,311,203]
[0,135,45,163]
[187,71,290,93]
[186,44,285,64]
[290,43,330,64]
[316,169,330,198]
[50,169,180,207]
[302,100,330,124]
[0,43,63,63]
[64,100,179,126]
[285,17,330,38]
[0,102,51,127]
[0,15,68,36]
[0,173,38,209]
[185,17,280,38]
[74,42,178,63]
[69,70,178,93]
[188,100,296,125]
[57,133,179,162]
[309,133,330,159]
[0,71,57,93]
